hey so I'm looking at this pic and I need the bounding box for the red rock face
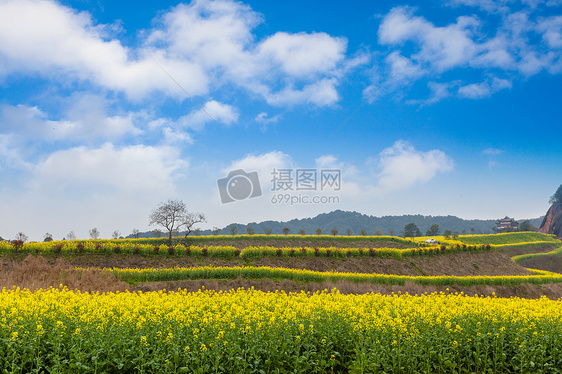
[538,203,562,238]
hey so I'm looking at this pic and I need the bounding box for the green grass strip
[512,246,562,263]
[457,232,558,245]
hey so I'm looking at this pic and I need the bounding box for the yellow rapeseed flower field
[1,287,561,373]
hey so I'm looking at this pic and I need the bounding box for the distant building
[495,216,519,232]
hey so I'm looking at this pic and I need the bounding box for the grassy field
[2,232,562,373]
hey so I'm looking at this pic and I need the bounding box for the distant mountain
[126,210,544,238]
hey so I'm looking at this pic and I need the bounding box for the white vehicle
[425,238,437,244]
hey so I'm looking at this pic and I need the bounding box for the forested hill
[130,210,544,238]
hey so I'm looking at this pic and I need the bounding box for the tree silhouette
[550,184,562,205]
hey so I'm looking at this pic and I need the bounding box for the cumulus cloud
[372,140,454,194]
[254,112,282,125]
[177,100,239,131]
[141,0,349,106]
[376,4,562,103]
[0,0,351,106]
[537,15,562,48]
[257,32,347,77]
[0,134,31,170]
[31,143,186,195]
[0,98,142,144]
[223,151,293,182]
[379,7,480,71]
[0,0,207,100]
[458,77,512,98]
[264,79,340,106]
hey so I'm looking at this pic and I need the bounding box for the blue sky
[1,0,561,240]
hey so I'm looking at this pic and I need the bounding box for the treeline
[127,210,544,238]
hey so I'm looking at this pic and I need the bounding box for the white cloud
[264,79,340,106]
[407,81,453,106]
[0,97,142,143]
[0,0,207,100]
[482,148,504,155]
[146,0,349,106]
[537,16,562,48]
[31,143,186,195]
[255,112,281,125]
[372,140,454,194]
[445,0,512,13]
[379,7,480,71]
[376,4,562,103]
[223,151,293,183]
[178,100,239,131]
[0,0,351,107]
[0,134,31,170]
[458,77,512,98]
[257,32,347,77]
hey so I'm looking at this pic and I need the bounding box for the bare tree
[282,227,290,235]
[346,228,353,236]
[67,231,77,241]
[15,232,28,242]
[89,228,100,239]
[153,229,162,238]
[315,228,322,235]
[112,230,121,239]
[181,212,206,239]
[360,229,367,236]
[149,199,187,245]
[132,228,140,239]
[149,199,206,245]
[230,226,237,235]
[212,227,221,235]
[263,228,272,235]
[246,227,255,235]
[330,228,338,236]
[298,229,305,235]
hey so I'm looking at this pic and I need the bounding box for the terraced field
[1,232,562,373]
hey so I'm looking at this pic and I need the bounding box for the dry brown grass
[48,251,532,276]
[0,255,129,293]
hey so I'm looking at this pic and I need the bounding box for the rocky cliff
[538,203,562,238]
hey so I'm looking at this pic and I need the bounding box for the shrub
[167,246,175,255]
[133,245,140,255]
[76,243,85,253]
[153,245,160,254]
[54,243,64,254]
[113,246,121,254]
[11,240,24,252]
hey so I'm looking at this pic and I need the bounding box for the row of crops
[3,239,550,258]
[2,287,562,373]
[110,265,562,287]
